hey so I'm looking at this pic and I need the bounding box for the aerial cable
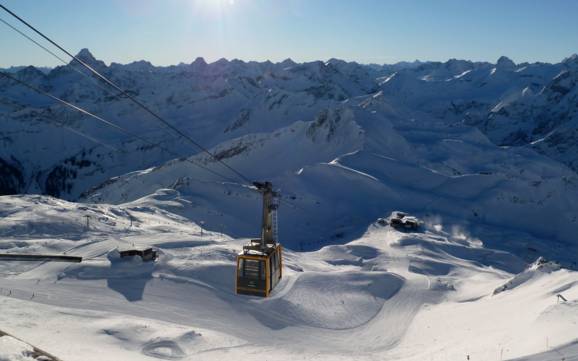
[0,16,122,98]
[0,17,67,64]
[0,3,253,186]
[0,4,311,206]
[1,71,134,135]
[0,70,239,184]
[56,119,120,152]
[0,70,238,183]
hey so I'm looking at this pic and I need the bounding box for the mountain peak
[69,48,107,70]
[496,56,516,70]
[76,48,96,63]
[444,58,473,73]
[125,60,153,71]
[280,58,296,67]
[192,57,207,66]
[15,65,45,80]
[212,58,230,66]
[563,53,578,66]
[326,58,347,66]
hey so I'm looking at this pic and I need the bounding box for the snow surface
[3,51,578,360]
[1,194,578,360]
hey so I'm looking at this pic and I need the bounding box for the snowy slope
[81,91,578,259]
[376,55,578,172]
[1,194,578,360]
[3,51,578,360]
[3,51,578,199]
[0,50,386,199]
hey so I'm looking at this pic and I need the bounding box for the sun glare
[191,0,237,18]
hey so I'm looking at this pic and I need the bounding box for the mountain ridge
[2,51,578,251]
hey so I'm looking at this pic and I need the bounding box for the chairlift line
[0,3,254,186]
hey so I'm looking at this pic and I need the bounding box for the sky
[1,0,577,68]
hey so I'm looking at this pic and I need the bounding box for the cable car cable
[0,16,123,99]
[1,4,308,208]
[53,118,120,152]
[0,70,239,184]
[0,3,253,186]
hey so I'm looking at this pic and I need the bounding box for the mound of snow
[262,271,403,329]
[494,257,561,295]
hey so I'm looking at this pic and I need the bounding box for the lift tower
[235,182,283,297]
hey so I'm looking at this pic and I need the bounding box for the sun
[191,0,237,18]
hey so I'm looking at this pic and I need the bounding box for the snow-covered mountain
[2,50,578,200]
[3,50,578,360]
[3,49,578,247]
[381,54,578,172]
[1,49,390,198]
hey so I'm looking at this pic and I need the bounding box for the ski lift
[236,182,283,297]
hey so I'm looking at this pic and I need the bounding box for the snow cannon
[235,182,283,297]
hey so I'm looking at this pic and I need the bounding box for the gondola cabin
[236,181,283,297]
[236,240,282,297]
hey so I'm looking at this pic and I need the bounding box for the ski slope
[1,195,578,360]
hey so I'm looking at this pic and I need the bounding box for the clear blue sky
[1,0,577,67]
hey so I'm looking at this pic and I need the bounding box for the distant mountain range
[2,49,578,247]
[0,65,52,74]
